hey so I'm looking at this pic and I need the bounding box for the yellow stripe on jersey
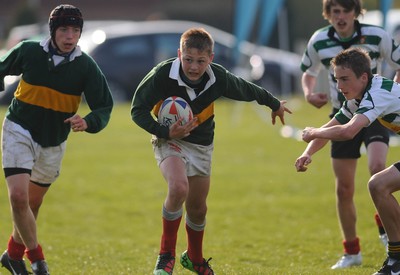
[196,103,214,124]
[14,79,81,113]
[152,100,163,117]
[152,100,214,125]
[378,118,400,134]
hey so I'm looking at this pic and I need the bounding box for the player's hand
[169,117,198,139]
[64,114,88,132]
[306,93,328,109]
[271,100,292,125]
[295,154,312,172]
[302,127,316,143]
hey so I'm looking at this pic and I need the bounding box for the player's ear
[209,53,214,63]
[361,72,369,82]
[177,48,181,59]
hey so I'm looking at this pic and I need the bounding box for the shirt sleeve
[355,90,388,126]
[0,42,25,91]
[300,32,322,77]
[82,57,114,133]
[131,66,170,139]
[377,27,400,70]
[223,70,281,111]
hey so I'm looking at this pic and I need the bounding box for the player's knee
[369,161,386,176]
[29,198,43,215]
[169,180,189,201]
[336,184,354,200]
[368,174,384,198]
[187,205,207,222]
[9,191,29,213]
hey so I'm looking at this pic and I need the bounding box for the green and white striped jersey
[335,75,400,134]
[301,21,400,109]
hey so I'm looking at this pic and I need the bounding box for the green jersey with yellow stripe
[131,58,281,146]
[0,39,113,147]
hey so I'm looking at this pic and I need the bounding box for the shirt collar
[169,58,216,87]
[40,37,82,61]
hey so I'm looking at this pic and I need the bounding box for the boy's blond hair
[180,28,214,55]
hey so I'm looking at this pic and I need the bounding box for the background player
[300,0,400,269]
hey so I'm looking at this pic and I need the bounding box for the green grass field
[0,97,398,274]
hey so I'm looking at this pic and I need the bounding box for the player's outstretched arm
[295,117,340,172]
[302,114,369,142]
[294,137,329,172]
[271,100,292,125]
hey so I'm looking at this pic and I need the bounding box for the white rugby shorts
[151,136,213,177]
[1,118,66,184]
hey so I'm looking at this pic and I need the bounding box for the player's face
[54,26,81,54]
[328,4,357,38]
[334,65,368,100]
[178,48,214,82]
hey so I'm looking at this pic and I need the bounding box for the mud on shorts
[151,135,213,177]
[331,119,389,159]
[1,118,66,184]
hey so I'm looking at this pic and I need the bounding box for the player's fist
[306,93,328,109]
[302,127,316,143]
[295,154,312,172]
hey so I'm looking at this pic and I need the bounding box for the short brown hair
[180,28,214,55]
[331,48,372,78]
[322,0,365,20]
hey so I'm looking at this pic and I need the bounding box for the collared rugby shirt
[301,21,400,109]
[335,75,400,134]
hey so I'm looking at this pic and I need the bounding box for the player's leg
[333,158,358,242]
[180,140,214,275]
[160,155,188,252]
[181,175,213,275]
[369,164,400,242]
[153,155,188,275]
[330,135,363,270]
[367,141,389,246]
[365,120,390,247]
[185,175,210,258]
[366,142,388,176]
[3,181,49,275]
[1,119,35,274]
[1,173,35,275]
[23,181,51,274]
[161,155,189,212]
[6,174,38,250]
[369,163,400,274]
[8,181,49,246]
[24,142,65,275]
[28,182,50,219]
[331,158,362,269]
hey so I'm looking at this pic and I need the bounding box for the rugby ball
[158,96,193,127]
